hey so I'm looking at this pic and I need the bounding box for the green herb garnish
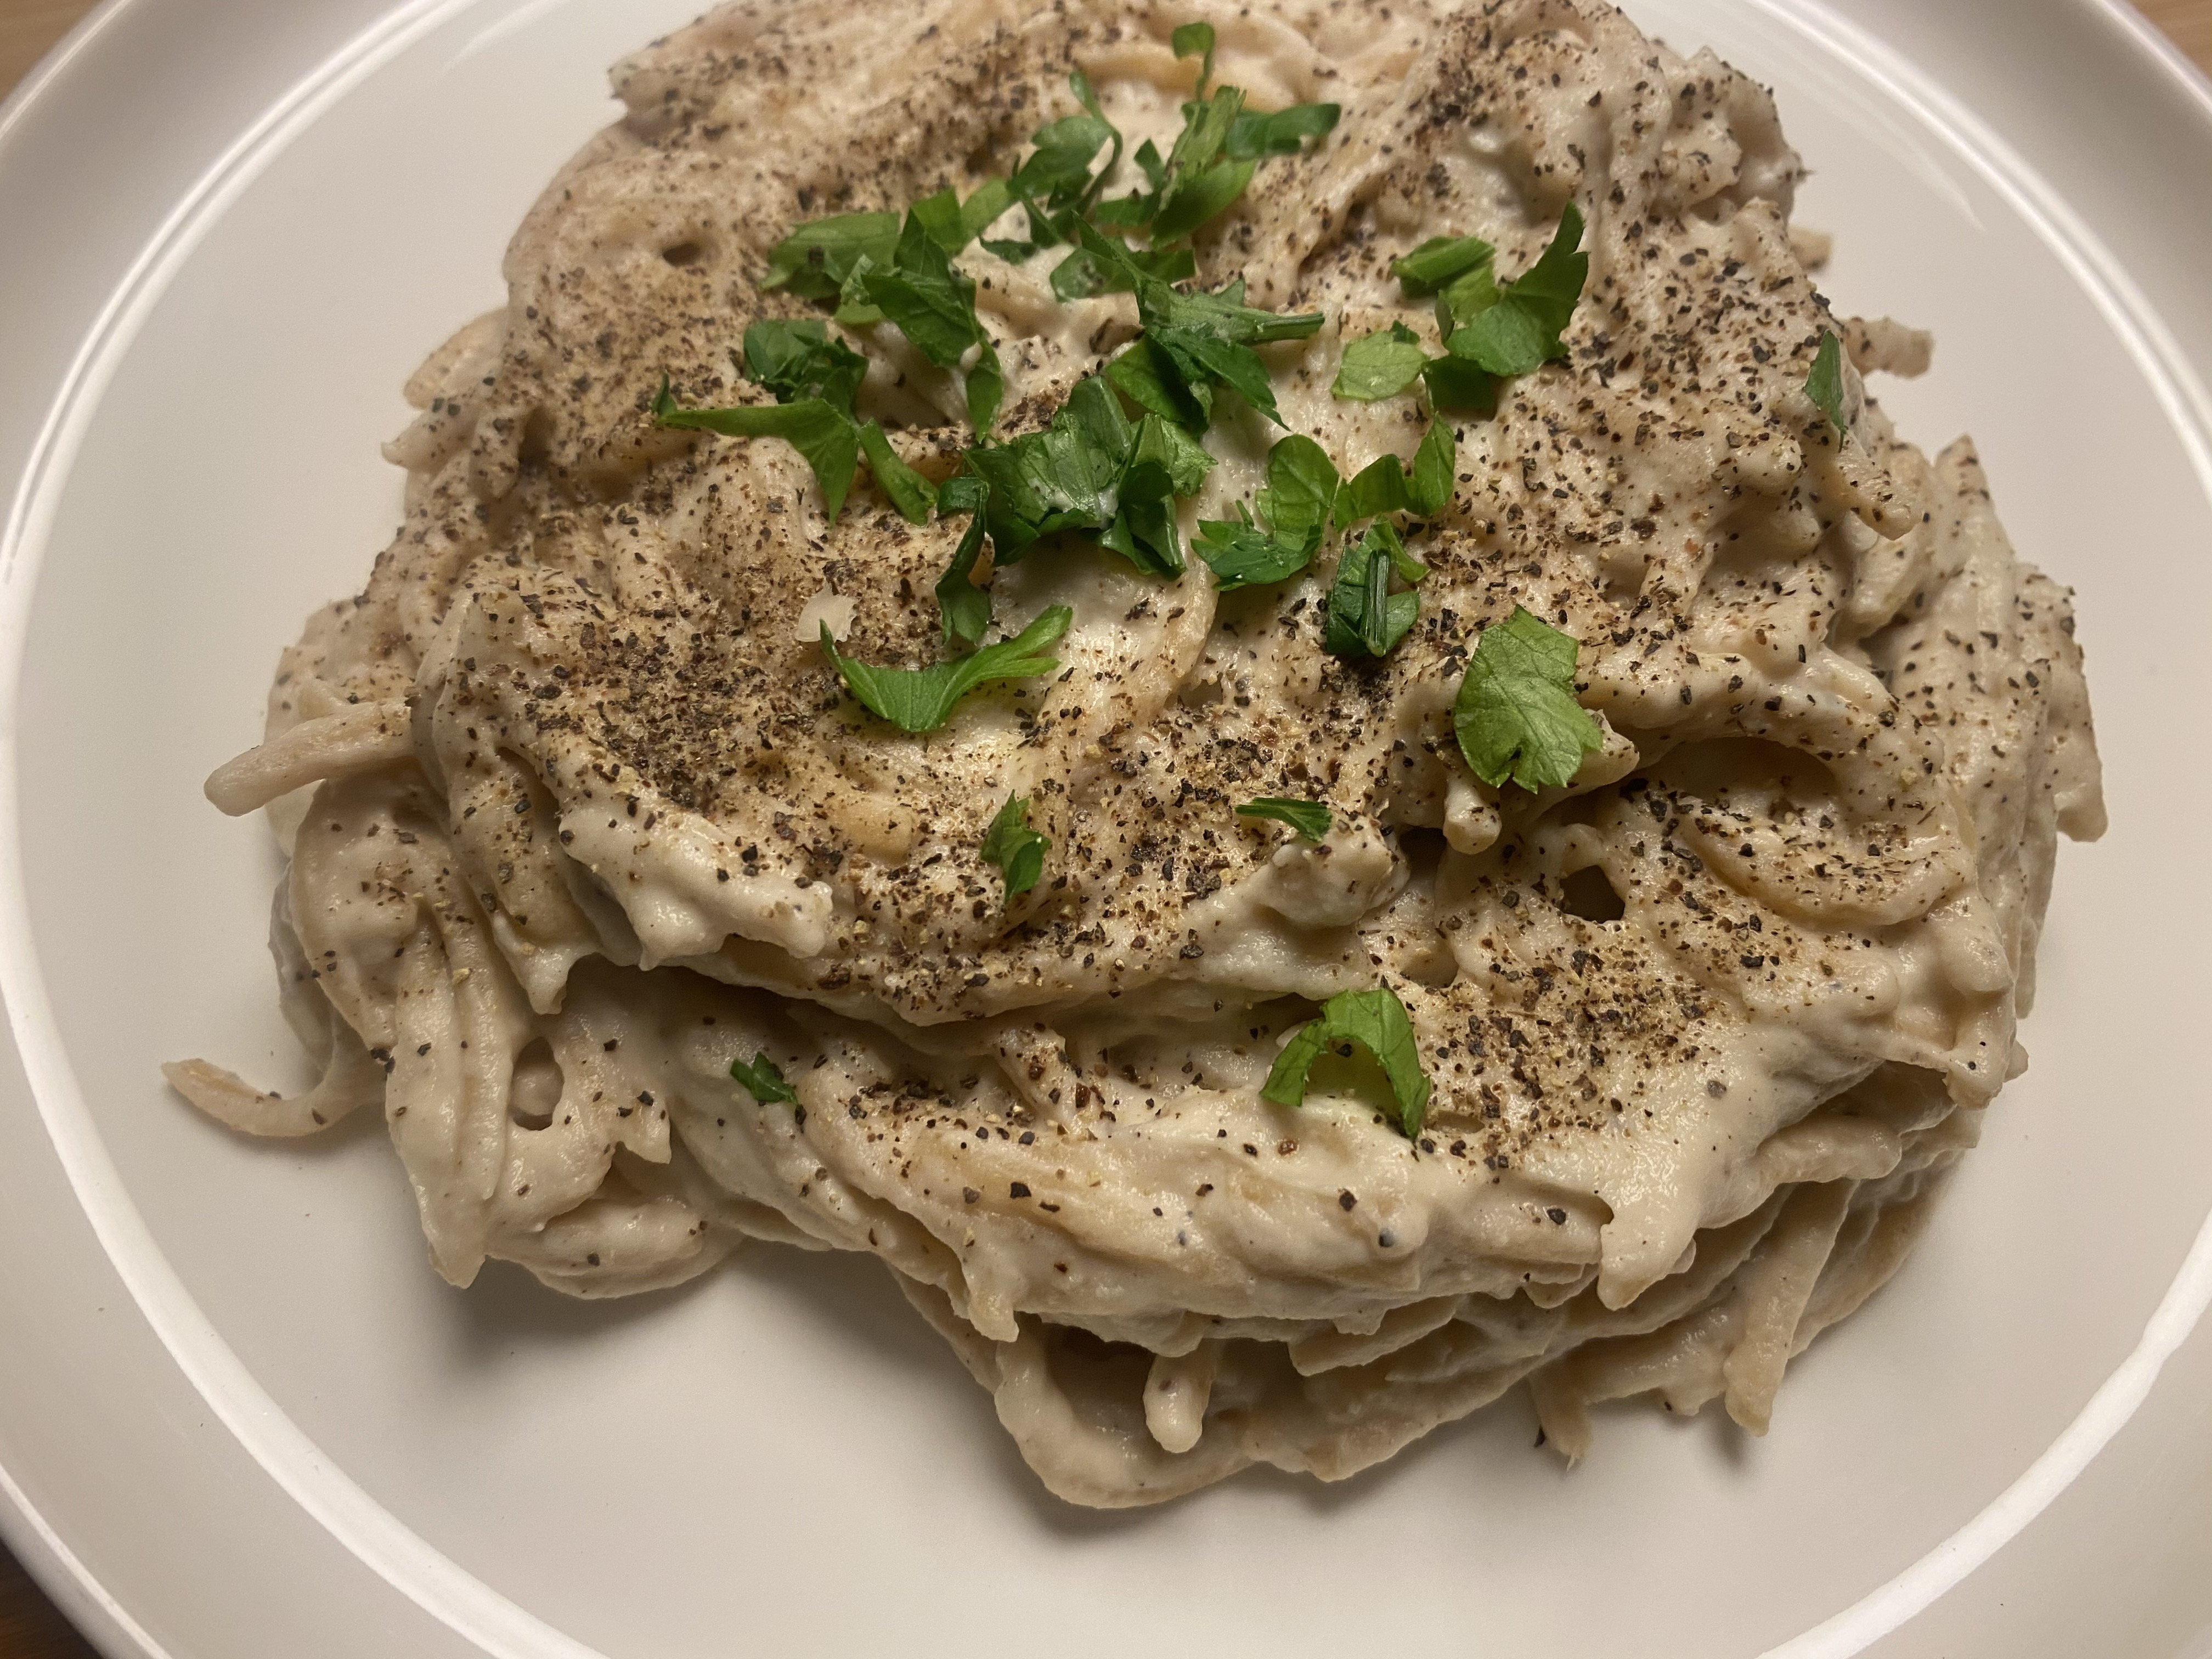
[1324,520,1426,658]
[1806,328,1848,438]
[1073,30,1335,250]
[730,1052,798,1105]
[761,212,900,301]
[1333,321,1431,402]
[1389,234,1494,296]
[962,375,1210,578]
[1084,224,1323,430]
[1261,986,1432,1138]
[1451,605,1603,791]
[1171,21,1217,93]
[652,379,861,522]
[821,606,1072,733]
[1333,422,1455,526]
[1226,102,1339,158]
[932,476,992,647]
[862,210,1005,432]
[854,422,938,524]
[742,319,868,413]
[1236,798,1331,840]
[980,794,1049,900]
[1444,204,1587,377]
[1193,433,1339,589]
[1338,210,1583,412]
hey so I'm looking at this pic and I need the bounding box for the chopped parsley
[1443,204,1587,377]
[1451,606,1604,791]
[1194,433,1338,589]
[963,375,1212,578]
[821,605,1072,733]
[1807,328,1848,438]
[1389,234,1494,295]
[1324,520,1426,659]
[1333,321,1430,402]
[1261,986,1432,1139]
[730,1052,798,1105]
[1086,224,1323,431]
[854,422,939,524]
[980,794,1048,901]
[931,476,992,647]
[1334,421,1456,525]
[1337,207,1585,411]
[1171,21,1217,92]
[742,318,867,411]
[862,210,1004,433]
[654,326,937,526]
[761,212,899,302]
[1235,797,1331,840]
[652,377,861,522]
[1076,36,1336,250]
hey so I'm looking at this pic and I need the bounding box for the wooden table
[1,0,2208,1653]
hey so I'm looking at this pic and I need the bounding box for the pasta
[172,0,2103,1505]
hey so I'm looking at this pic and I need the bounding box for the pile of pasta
[173,0,2102,1504]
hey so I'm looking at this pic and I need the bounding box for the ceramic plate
[3,1,2210,1654]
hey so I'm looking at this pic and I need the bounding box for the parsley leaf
[1049,242,1195,303]
[1433,260,1503,335]
[653,379,861,522]
[1105,334,1207,428]
[1081,224,1323,429]
[980,794,1048,901]
[1255,433,1343,550]
[761,212,900,301]
[1150,154,1257,242]
[862,211,1004,432]
[965,375,1132,555]
[964,379,1209,579]
[1390,234,1495,296]
[1237,797,1330,840]
[1333,320,1430,401]
[1451,605,1603,791]
[670,334,939,527]
[1421,353,1499,414]
[821,605,1072,733]
[1324,520,1425,658]
[1408,419,1455,516]
[864,212,981,363]
[1807,328,1848,439]
[1194,433,1339,589]
[742,319,868,414]
[1193,505,1304,589]
[1225,102,1340,159]
[1261,986,1432,1139]
[1171,21,1217,95]
[855,421,938,524]
[1444,204,1587,377]
[932,476,992,647]
[1333,422,1455,525]
[730,1052,798,1105]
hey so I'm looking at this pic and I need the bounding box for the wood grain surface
[0,1,2207,1654]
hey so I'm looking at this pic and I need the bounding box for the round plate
[3,1,2210,1654]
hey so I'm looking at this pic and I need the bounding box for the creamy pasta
[171,0,2102,1505]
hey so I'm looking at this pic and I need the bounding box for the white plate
[3,1,2210,1654]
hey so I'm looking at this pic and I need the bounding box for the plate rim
[2,1,2210,1655]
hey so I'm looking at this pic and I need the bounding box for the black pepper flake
[962,1187,980,1204]
[1009,1182,1031,1198]
[1339,1190,1357,1211]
